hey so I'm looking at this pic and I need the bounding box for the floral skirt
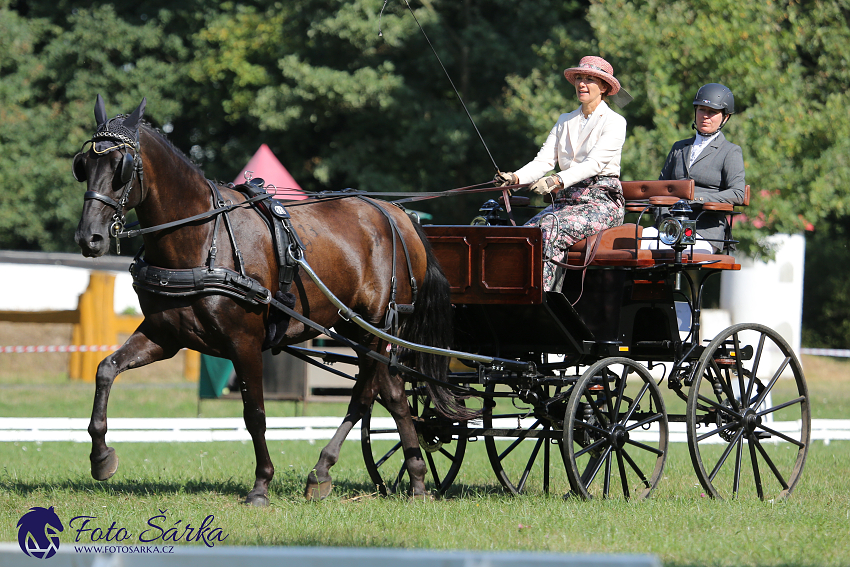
[525,176,625,290]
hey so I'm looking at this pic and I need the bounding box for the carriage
[357,179,810,501]
[73,96,809,505]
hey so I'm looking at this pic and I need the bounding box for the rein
[115,191,272,239]
[114,181,530,239]
[258,182,530,205]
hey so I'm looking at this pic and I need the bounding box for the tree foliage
[503,0,850,252]
[1,0,849,345]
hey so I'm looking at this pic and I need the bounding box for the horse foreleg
[89,328,176,481]
[378,369,429,498]
[232,352,274,507]
[305,362,380,501]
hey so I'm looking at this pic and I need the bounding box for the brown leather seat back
[621,179,695,201]
[569,223,642,253]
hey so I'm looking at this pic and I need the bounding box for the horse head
[74,94,146,257]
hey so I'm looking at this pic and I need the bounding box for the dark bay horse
[73,95,461,505]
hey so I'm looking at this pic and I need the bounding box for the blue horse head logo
[17,506,64,559]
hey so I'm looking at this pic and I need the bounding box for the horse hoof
[90,447,119,481]
[304,481,333,501]
[243,493,270,507]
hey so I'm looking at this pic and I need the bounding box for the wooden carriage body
[423,179,745,362]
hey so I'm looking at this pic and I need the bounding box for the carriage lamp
[471,199,506,226]
[658,200,697,248]
[658,199,697,290]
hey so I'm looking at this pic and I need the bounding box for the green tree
[186,0,590,222]
[502,0,850,252]
[0,0,591,252]
[0,0,196,250]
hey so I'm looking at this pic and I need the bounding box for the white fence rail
[1,416,847,444]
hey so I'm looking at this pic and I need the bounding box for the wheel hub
[742,409,761,435]
[417,431,443,453]
[609,424,629,449]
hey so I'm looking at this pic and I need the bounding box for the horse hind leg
[305,357,380,501]
[377,366,429,499]
[89,330,176,481]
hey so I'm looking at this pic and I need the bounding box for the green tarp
[199,355,234,398]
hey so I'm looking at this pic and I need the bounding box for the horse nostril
[76,229,107,257]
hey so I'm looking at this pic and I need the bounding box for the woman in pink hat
[494,55,630,291]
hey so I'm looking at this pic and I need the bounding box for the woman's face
[695,105,725,134]
[574,74,607,106]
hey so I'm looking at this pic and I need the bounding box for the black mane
[139,121,206,177]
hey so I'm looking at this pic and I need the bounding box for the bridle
[73,118,144,248]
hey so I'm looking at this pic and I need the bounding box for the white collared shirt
[689,131,721,166]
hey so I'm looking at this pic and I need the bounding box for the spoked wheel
[687,323,810,500]
[482,381,570,495]
[565,358,668,500]
[361,391,467,496]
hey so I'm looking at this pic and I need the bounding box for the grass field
[1,322,849,565]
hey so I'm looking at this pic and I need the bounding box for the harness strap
[84,190,121,210]
[130,259,271,304]
[207,181,248,277]
[115,191,271,239]
[268,199,302,294]
[232,182,304,295]
[356,197,418,338]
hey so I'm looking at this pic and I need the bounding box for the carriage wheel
[686,323,810,500]
[482,381,569,495]
[564,358,668,500]
[361,392,467,496]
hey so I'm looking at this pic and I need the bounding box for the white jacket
[514,100,626,188]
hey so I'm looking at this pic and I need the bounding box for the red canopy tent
[234,144,307,201]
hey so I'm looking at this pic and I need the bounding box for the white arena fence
[0,416,847,445]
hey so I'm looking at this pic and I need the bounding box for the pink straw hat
[563,56,621,96]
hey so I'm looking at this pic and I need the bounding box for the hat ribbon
[579,63,609,74]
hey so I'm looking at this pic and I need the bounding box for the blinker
[114,152,135,189]
[72,153,87,182]
[72,151,135,189]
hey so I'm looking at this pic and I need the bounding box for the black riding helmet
[692,83,734,134]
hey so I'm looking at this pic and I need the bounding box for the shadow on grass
[317,478,516,501]
[1,471,421,503]
[1,476,252,499]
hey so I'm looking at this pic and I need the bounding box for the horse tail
[399,219,481,421]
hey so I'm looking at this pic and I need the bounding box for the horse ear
[94,94,108,129]
[123,97,147,129]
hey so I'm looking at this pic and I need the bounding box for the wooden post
[184,350,201,382]
[67,272,203,383]
[70,272,116,382]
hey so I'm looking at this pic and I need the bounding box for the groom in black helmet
[653,83,747,253]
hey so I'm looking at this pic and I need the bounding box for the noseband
[75,118,144,250]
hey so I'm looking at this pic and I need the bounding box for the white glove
[493,171,518,187]
[529,175,563,195]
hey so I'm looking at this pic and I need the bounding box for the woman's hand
[529,175,564,195]
[493,171,518,187]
